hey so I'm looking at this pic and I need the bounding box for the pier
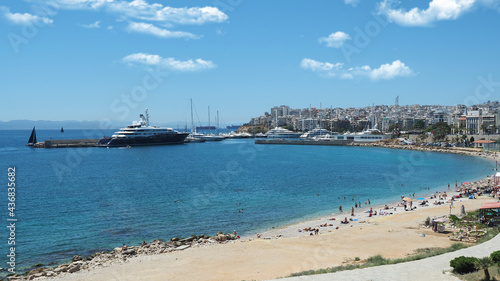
[35,139,101,148]
[255,139,353,146]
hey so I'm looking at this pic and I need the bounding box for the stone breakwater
[350,142,489,158]
[7,233,239,281]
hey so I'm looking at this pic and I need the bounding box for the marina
[255,139,352,146]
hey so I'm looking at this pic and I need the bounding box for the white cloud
[318,31,351,48]
[300,58,343,72]
[301,58,414,80]
[51,0,111,10]
[43,0,228,25]
[378,0,485,26]
[344,0,360,7]
[81,20,100,28]
[123,52,216,72]
[1,6,53,25]
[126,22,200,39]
[123,53,161,65]
[369,60,414,80]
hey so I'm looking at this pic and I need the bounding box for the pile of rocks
[352,142,485,157]
[8,233,239,280]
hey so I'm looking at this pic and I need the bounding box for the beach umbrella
[402,197,412,201]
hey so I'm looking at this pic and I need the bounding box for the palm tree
[481,124,487,135]
[474,257,493,281]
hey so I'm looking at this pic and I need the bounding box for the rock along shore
[8,233,238,281]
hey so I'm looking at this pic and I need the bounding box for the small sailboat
[26,127,37,146]
[60,127,64,133]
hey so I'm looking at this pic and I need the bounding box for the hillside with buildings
[245,98,500,136]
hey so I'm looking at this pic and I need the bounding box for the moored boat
[266,127,302,139]
[98,109,188,147]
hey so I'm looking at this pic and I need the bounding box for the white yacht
[314,129,389,142]
[266,127,302,139]
[98,109,188,147]
[300,127,333,139]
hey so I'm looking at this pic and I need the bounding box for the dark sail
[61,127,64,133]
[27,127,36,146]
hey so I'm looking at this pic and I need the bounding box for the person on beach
[351,207,355,216]
[355,203,358,208]
[339,205,342,212]
[122,244,127,251]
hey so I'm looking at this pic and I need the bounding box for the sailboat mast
[208,106,211,135]
[190,99,195,133]
[320,102,322,136]
[217,110,219,135]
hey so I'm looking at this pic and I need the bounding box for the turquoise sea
[0,129,494,275]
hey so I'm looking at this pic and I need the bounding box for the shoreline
[242,144,496,241]
[13,145,500,280]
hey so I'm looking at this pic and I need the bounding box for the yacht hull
[98,133,189,147]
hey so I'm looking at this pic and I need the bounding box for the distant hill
[0,120,130,130]
[0,120,247,130]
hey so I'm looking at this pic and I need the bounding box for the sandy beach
[32,147,497,281]
[50,187,498,280]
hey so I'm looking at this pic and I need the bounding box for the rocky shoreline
[350,141,490,158]
[7,233,239,281]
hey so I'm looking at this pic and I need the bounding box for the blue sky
[1,0,500,126]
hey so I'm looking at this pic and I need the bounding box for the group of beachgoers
[337,195,372,217]
[290,186,468,237]
[298,227,321,235]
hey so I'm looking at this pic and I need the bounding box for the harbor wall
[255,139,353,146]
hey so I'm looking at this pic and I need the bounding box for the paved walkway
[272,234,500,281]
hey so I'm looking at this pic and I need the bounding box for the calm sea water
[0,129,494,274]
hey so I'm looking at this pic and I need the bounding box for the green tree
[462,134,468,145]
[474,257,493,280]
[413,119,426,130]
[450,256,478,274]
[481,124,487,135]
[490,250,500,263]
[388,124,400,132]
[428,122,452,141]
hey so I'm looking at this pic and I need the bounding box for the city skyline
[2,0,500,124]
